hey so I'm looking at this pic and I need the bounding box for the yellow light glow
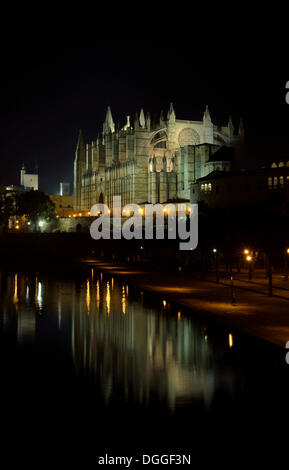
[96,280,100,304]
[287,248,289,254]
[79,213,82,216]
[15,225,19,230]
[163,300,166,307]
[86,279,90,313]
[73,214,76,217]
[244,249,249,255]
[246,255,252,261]
[106,281,110,315]
[122,286,126,314]
[88,211,90,216]
[178,311,181,320]
[229,333,233,348]
[13,274,18,304]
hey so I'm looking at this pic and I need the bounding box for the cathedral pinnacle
[76,129,85,151]
[167,103,176,122]
[104,106,115,134]
[139,108,146,128]
[203,105,212,122]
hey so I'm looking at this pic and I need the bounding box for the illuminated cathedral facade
[74,104,244,212]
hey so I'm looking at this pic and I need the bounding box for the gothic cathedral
[74,104,244,212]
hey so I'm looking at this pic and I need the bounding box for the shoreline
[82,258,289,348]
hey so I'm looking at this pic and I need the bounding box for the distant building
[60,182,70,196]
[20,164,38,190]
[49,194,74,217]
[190,163,289,208]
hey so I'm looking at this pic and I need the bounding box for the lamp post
[230,274,236,304]
[213,248,219,283]
[246,255,253,280]
[284,248,289,281]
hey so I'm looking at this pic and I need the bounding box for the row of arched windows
[267,175,289,189]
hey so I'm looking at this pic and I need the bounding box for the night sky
[0,5,288,194]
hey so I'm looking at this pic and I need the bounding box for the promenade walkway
[82,259,289,348]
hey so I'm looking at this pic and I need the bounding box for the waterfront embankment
[83,258,289,348]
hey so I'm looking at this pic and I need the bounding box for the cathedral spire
[167,102,176,122]
[203,105,212,123]
[76,129,85,152]
[134,111,140,130]
[139,108,146,128]
[159,110,165,127]
[75,129,86,162]
[104,106,115,134]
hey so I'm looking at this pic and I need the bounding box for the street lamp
[212,248,219,283]
[246,255,253,279]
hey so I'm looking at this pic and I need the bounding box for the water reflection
[0,269,241,411]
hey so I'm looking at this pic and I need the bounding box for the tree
[16,190,55,223]
[0,188,15,231]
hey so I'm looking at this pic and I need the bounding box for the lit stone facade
[74,104,244,212]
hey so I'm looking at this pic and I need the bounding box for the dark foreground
[0,263,288,467]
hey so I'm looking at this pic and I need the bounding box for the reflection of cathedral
[71,274,218,410]
[0,270,237,411]
[74,104,244,211]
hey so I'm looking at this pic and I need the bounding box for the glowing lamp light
[38,220,44,227]
[27,221,31,225]
[229,333,233,348]
[287,248,289,254]
[244,249,249,255]
[79,213,82,216]
[213,248,217,253]
[163,300,166,307]
[246,255,252,261]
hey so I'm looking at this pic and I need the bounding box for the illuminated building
[74,105,244,211]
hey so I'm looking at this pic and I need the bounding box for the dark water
[0,265,288,466]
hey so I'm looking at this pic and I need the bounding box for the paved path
[206,269,289,300]
[82,259,289,348]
